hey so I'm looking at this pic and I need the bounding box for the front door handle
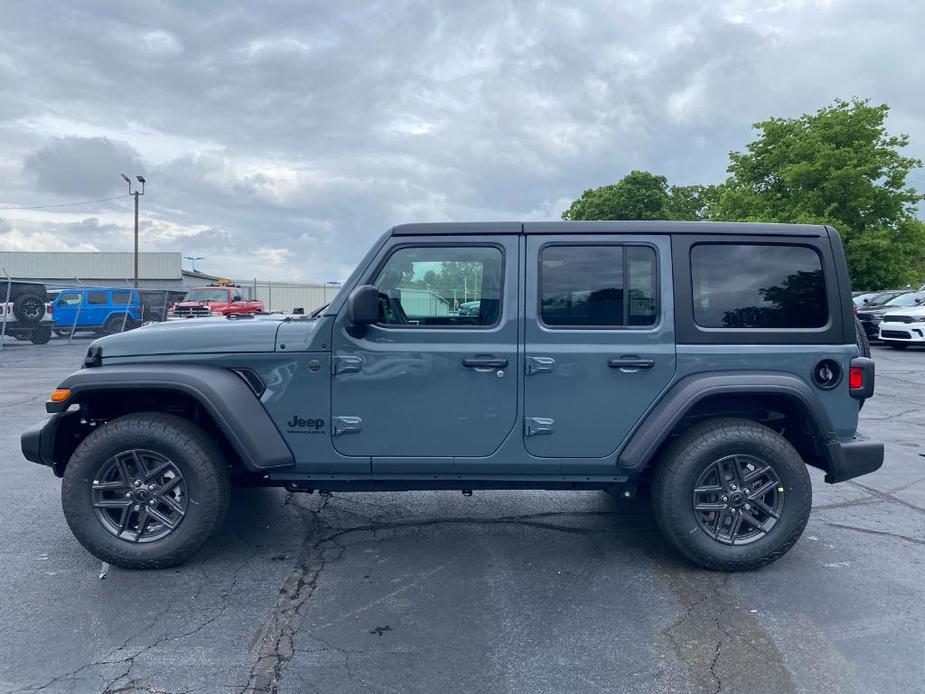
[462,356,508,369]
[608,357,655,370]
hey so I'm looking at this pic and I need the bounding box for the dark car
[856,290,925,340]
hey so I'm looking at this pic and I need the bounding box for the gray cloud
[1,0,924,281]
[23,137,144,197]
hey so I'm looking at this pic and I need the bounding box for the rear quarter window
[691,244,828,329]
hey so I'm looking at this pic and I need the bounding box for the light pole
[121,173,146,288]
[184,256,205,273]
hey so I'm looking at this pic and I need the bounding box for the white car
[878,304,925,349]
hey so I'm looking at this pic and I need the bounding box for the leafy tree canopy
[560,99,924,289]
[713,98,924,289]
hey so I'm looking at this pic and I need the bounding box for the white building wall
[0,251,182,281]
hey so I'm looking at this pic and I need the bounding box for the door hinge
[332,416,363,436]
[526,356,556,376]
[525,417,555,437]
[332,354,363,375]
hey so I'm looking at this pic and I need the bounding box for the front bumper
[824,432,884,483]
[878,322,925,343]
[21,413,76,477]
[858,318,881,339]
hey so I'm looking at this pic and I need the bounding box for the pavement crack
[846,481,925,514]
[825,522,925,546]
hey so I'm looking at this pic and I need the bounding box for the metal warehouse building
[0,251,332,313]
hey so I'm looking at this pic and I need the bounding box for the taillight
[849,366,863,389]
[848,357,874,400]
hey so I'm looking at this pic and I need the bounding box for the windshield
[884,291,925,307]
[184,288,229,302]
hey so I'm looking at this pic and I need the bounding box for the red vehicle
[168,284,264,319]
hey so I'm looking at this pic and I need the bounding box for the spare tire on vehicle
[855,317,871,358]
[12,293,45,324]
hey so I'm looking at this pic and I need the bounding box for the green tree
[562,170,717,221]
[667,184,720,220]
[562,170,671,220]
[712,98,925,289]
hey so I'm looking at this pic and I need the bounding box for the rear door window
[539,245,658,328]
[87,291,107,305]
[691,244,827,328]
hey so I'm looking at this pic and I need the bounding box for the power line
[0,194,130,211]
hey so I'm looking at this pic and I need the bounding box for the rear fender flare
[618,371,837,471]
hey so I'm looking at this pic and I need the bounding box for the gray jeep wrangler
[22,221,882,571]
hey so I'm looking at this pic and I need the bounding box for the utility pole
[121,173,146,288]
[184,256,205,273]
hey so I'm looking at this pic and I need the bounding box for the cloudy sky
[1,0,923,282]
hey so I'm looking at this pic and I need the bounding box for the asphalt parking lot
[0,337,922,694]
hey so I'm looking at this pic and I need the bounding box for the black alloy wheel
[91,449,188,543]
[692,454,783,545]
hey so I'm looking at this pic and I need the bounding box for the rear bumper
[824,432,884,483]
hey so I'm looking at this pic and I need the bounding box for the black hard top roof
[391,221,828,237]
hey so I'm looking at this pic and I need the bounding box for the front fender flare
[47,364,294,471]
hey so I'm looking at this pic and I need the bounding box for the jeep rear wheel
[652,417,811,571]
[61,412,230,569]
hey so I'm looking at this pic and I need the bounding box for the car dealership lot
[0,340,922,694]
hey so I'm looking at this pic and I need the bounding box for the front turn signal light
[49,388,71,402]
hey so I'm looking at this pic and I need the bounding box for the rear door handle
[463,356,508,369]
[607,358,655,370]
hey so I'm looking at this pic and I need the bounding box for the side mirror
[345,285,379,335]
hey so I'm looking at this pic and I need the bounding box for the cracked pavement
[0,338,923,693]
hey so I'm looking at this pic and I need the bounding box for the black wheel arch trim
[38,364,294,472]
[617,371,883,483]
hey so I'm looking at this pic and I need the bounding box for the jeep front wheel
[61,412,230,569]
[652,417,811,571]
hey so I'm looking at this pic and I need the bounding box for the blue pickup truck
[52,287,142,336]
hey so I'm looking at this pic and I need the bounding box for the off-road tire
[652,417,812,571]
[29,324,51,344]
[854,317,870,357]
[61,412,230,569]
[854,318,870,410]
[12,293,45,324]
[103,314,133,335]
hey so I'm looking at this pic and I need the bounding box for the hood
[882,305,925,318]
[92,316,285,359]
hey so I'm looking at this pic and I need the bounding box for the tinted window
[691,244,827,328]
[87,291,106,305]
[111,291,131,305]
[540,245,657,328]
[372,246,503,327]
